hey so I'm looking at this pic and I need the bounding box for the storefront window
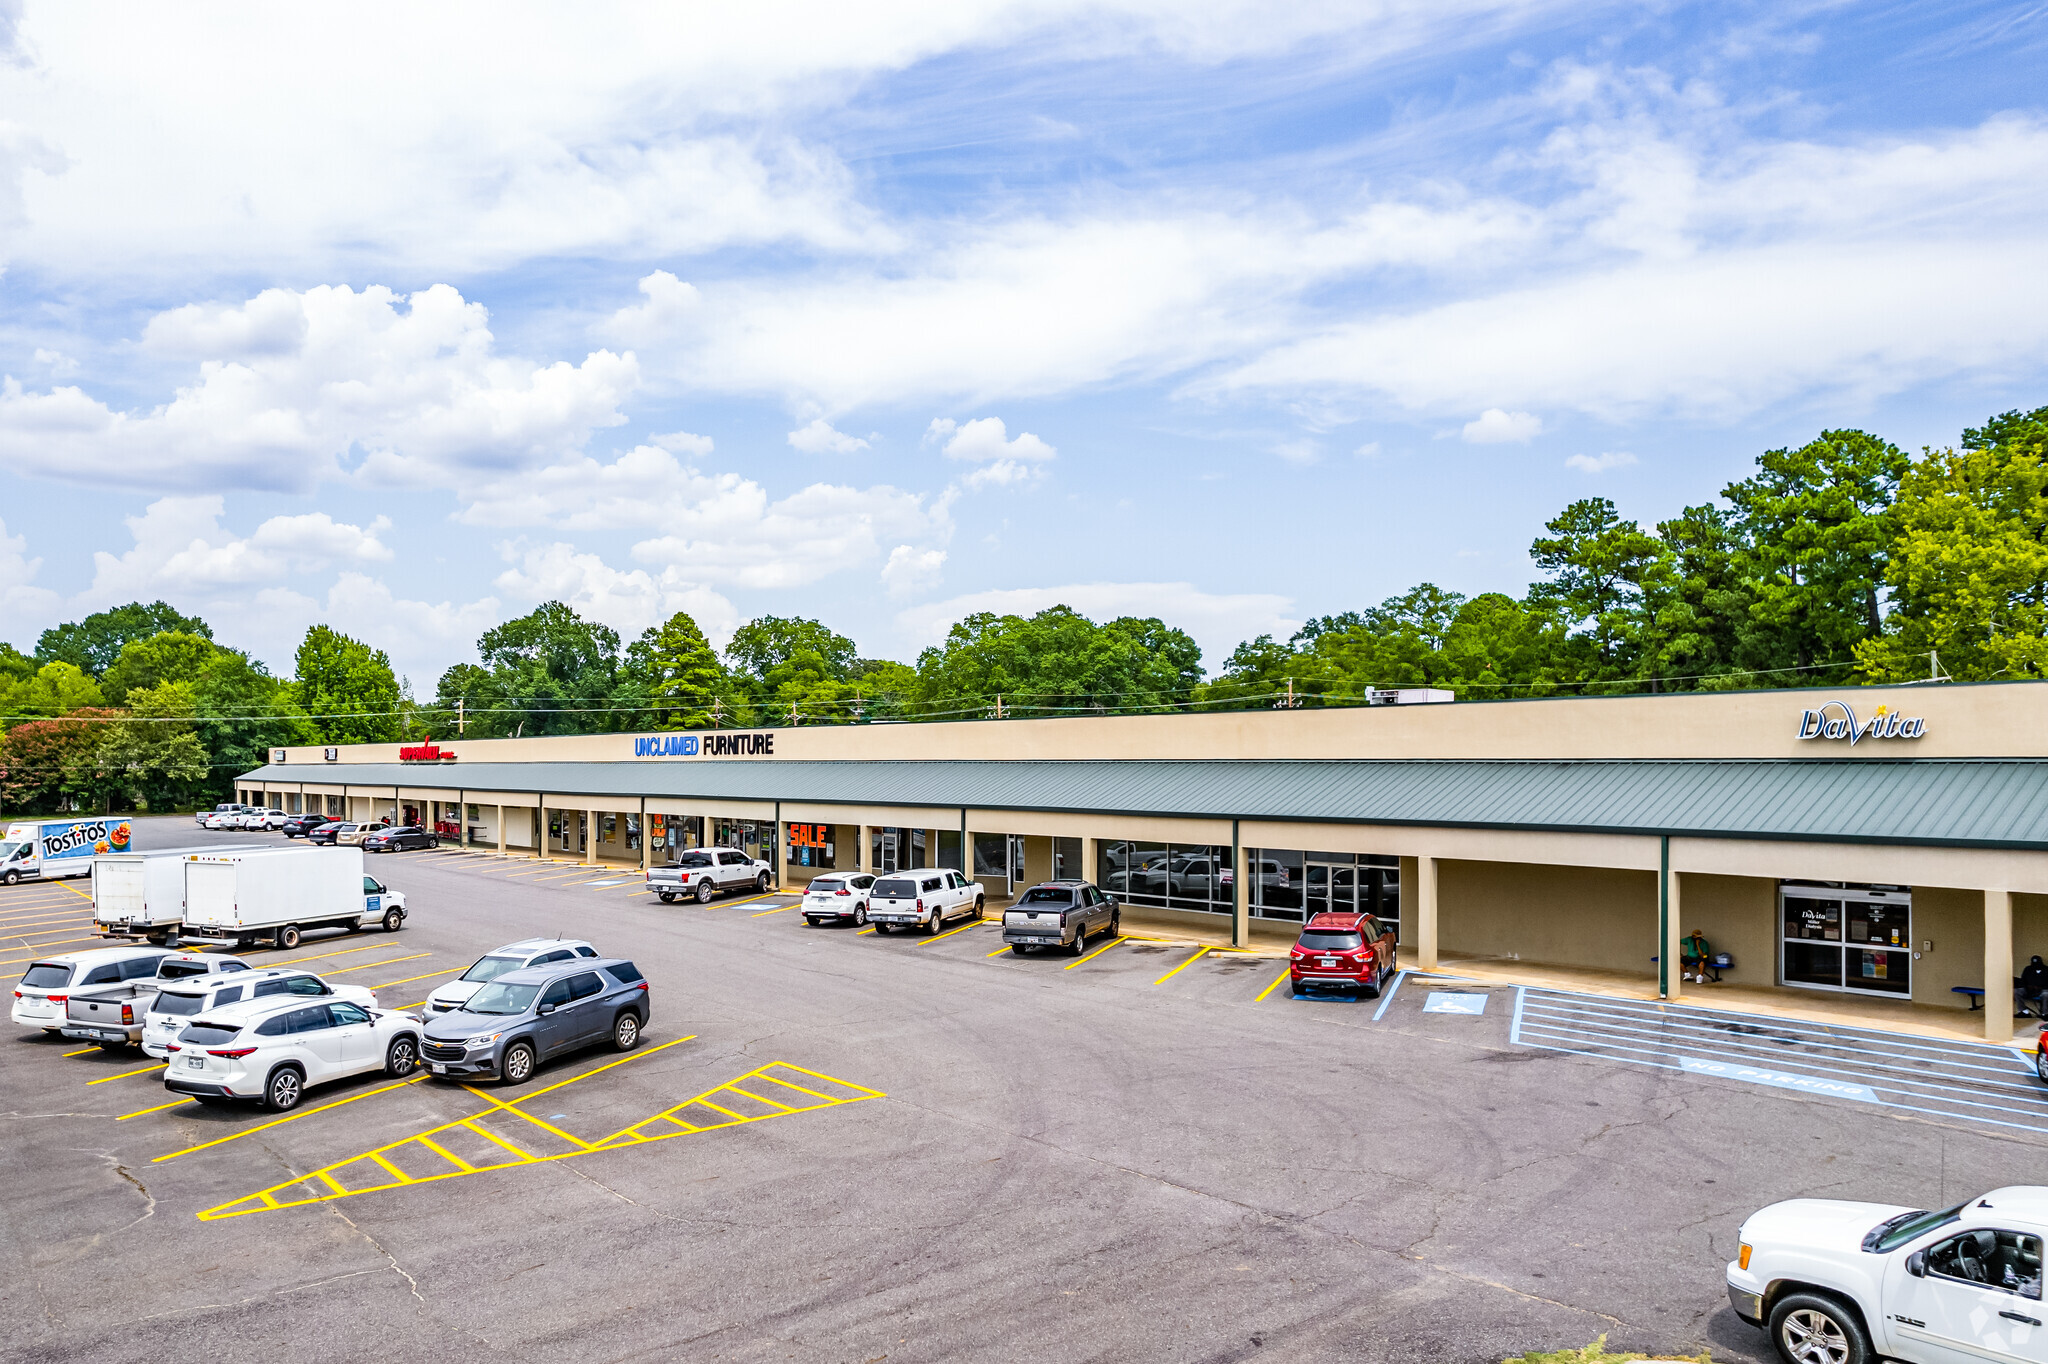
[786,822,834,869]
[1779,883,1910,997]
[1096,842,1233,915]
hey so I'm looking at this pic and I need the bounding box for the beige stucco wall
[270,679,2032,769]
[1439,860,1658,977]
[1675,873,1777,990]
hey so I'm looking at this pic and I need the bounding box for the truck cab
[62,951,247,1049]
[867,869,986,935]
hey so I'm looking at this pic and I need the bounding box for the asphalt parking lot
[7,818,2048,1363]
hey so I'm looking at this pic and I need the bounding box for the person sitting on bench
[1681,929,1712,983]
[2020,955,2048,1019]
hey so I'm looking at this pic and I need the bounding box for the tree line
[3,403,2042,813]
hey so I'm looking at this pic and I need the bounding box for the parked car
[162,994,426,1111]
[307,820,350,846]
[362,824,440,853]
[1001,880,1118,953]
[60,950,248,1049]
[420,958,649,1085]
[644,846,773,903]
[801,873,878,926]
[423,938,601,1014]
[202,810,238,830]
[197,803,249,827]
[869,869,986,935]
[12,946,180,1033]
[255,809,290,830]
[281,813,336,838]
[1727,1185,2048,1364]
[144,967,377,1058]
[1289,911,1399,996]
[336,820,389,847]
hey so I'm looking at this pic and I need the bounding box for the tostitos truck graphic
[0,818,132,884]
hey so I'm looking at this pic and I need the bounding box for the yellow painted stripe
[243,942,395,966]
[1152,945,1213,985]
[328,952,429,975]
[751,905,796,917]
[153,1073,427,1162]
[1,935,104,960]
[913,918,985,946]
[369,1152,412,1181]
[414,1136,478,1171]
[1065,936,1127,969]
[457,1088,598,1151]
[464,1120,532,1160]
[368,967,462,989]
[1253,966,1294,1002]
[724,1085,794,1111]
[86,1062,165,1085]
[117,1095,196,1120]
[986,943,1015,957]
[63,1045,100,1057]
[857,926,878,936]
[0,912,99,930]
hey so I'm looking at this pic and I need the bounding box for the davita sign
[1795,700,1926,745]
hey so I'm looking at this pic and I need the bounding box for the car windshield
[1299,931,1363,950]
[873,878,916,898]
[154,992,206,1017]
[1865,1200,1974,1253]
[0,841,25,861]
[21,963,71,988]
[460,955,524,984]
[809,880,844,893]
[464,981,541,1015]
[1020,887,1074,904]
[673,851,714,868]
[179,1022,242,1046]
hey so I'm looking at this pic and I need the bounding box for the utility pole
[456,698,466,734]
[1274,677,1302,709]
[710,697,726,729]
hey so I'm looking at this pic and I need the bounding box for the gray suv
[419,959,649,1085]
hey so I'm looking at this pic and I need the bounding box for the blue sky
[1,0,2044,688]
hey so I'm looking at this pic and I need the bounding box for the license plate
[1320,958,1336,966]
[186,1057,204,1068]
[429,1063,446,1074]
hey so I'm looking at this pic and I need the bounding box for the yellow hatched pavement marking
[197,1056,881,1220]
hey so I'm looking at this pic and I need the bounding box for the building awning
[236,757,2048,851]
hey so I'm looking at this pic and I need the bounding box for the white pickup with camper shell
[867,869,985,934]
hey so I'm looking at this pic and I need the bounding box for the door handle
[2000,1311,2041,1326]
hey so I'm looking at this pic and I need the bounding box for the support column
[1232,824,1249,949]
[1081,835,1099,893]
[495,804,506,857]
[1416,856,1439,971]
[640,798,650,873]
[537,797,549,862]
[1661,836,1682,1001]
[584,809,598,865]
[858,825,871,873]
[1987,888,2015,1043]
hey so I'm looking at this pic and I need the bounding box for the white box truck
[178,847,407,950]
[92,844,268,941]
[0,817,134,885]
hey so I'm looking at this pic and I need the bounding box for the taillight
[121,1004,134,1024]
[835,888,850,896]
[915,899,924,910]
[635,982,649,991]
[48,994,67,1005]
[166,1045,181,1053]
[208,1047,257,1058]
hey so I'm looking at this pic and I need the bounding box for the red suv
[1290,912,1398,996]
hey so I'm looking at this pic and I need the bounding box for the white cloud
[32,348,77,376]
[787,417,870,454]
[960,458,1043,491]
[895,581,1297,668]
[318,574,503,686]
[605,271,701,345]
[0,284,637,494]
[881,544,946,598]
[931,415,1056,462]
[492,542,737,646]
[1271,438,1320,465]
[1565,450,1637,473]
[0,514,60,623]
[1353,441,1382,458]
[649,429,715,456]
[1461,409,1543,444]
[86,496,395,596]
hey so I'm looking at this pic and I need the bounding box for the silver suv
[420,959,650,1085]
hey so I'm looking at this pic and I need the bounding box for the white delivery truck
[0,817,134,885]
[92,844,268,941]
[177,847,407,950]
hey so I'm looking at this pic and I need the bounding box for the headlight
[462,1033,501,1050]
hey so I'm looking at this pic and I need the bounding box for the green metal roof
[235,757,2048,851]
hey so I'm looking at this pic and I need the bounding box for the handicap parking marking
[1423,991,1489,1015]
[1510,985,2048,1136]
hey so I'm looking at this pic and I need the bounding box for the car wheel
[874,923,891,935]
[385,1035,418,1076]
[855,905,867,926]
[926,912,944,936]
[1010,943,1029,955]
[696,881,715,904]
[757,871,772,893]
[1769,1292,1869,1364]
[429,836,440,849]
[263,1066,304,1112]
[612,1012,640,1052]
[1109,909,1120,937]
[277,923,302,950]
[2039,1047,2047,1084]
[1,869,17,886]
[658,892,675,904]
[501,1042,535,1086]
[1070,927,1090,956]
[382,908,402,933]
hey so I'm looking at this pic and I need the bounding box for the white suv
[163,994,424,1111]
[867,870,985,935]
[424,938,601,1014]
[143,968,377,1058]
[802,873,877,926]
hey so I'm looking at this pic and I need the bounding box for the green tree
[97,683,211,810]
[725,616,863,723]
[1527,497,1665,679]
[36,601,211,677]
[193,652,316,793]
[1854,433,2048,683]
[470,602,625,736]
[625,612,746,729]
[3,661,106,724]
[101,630,225,704]
[0,708,122,813]
[293,626,402,744]
[912,606,1203,718]
[1724,429,1908,677]
[0,642,33,684]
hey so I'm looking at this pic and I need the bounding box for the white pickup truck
[1728,1185,2048,1364]
[61,951,249,1050]
[866,869,985,935]
[644,847,774,903]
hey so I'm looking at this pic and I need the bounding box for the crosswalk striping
[1510,987,2048,1136]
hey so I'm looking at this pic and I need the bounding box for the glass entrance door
[1779,883,1911,997]
[1303,860,1360,920]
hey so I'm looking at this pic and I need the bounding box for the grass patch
[1504,1336,1710,1364]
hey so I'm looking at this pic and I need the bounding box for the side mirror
[537,1003,555,1016]
[1906,1251,1926,1278]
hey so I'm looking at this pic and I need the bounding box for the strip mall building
[236,682,2048,1040]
